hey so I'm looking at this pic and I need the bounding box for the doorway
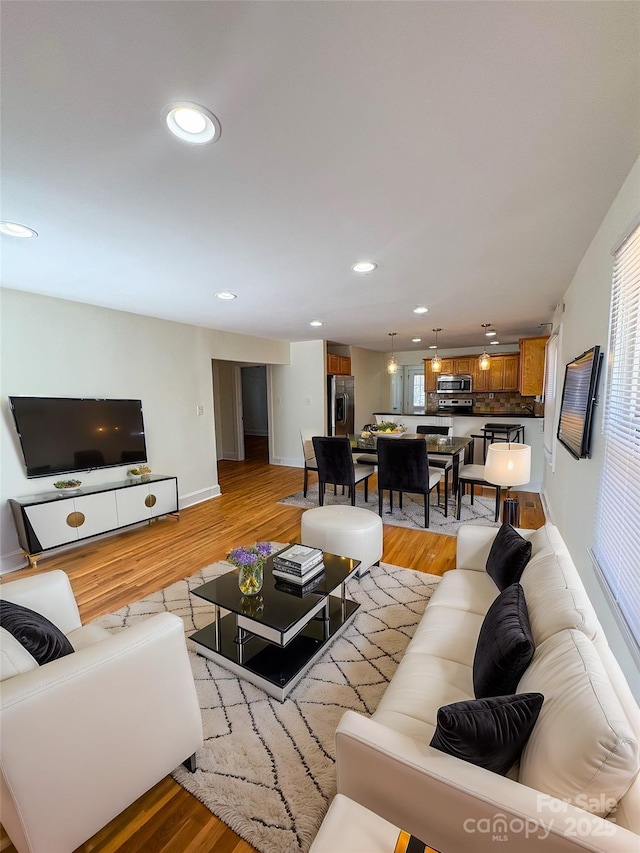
[241,365,269,461]
[212,360,270,463]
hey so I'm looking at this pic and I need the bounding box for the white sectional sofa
[311,523,640,852]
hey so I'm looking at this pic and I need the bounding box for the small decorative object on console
[127,465,152,481]
[53,479,81,491]
[227,542,273,596]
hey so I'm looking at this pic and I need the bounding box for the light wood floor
[1,444,544,853]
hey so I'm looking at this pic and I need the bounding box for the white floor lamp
[484,443,531,527]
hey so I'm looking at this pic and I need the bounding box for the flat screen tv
[557,346,603,460]
[9,397,148,478]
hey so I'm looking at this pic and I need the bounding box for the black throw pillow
[0,600,74,665]
[430,692,544,775]
[486,523,532,590]
[473,583,534,699]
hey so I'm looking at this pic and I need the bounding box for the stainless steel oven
[436,374,473,394]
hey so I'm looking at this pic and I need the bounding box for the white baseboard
[272,457,304,468]
[541,488,554,523]
[0,549,29,575]
[179,485,221,508]
[0,485,221,575]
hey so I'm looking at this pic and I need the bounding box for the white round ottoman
[300,505,383,578]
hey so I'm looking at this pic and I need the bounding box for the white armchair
[0,570,203,853]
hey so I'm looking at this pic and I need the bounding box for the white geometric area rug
[97,560,440,853]
[280,483,500,536]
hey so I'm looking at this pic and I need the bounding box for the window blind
[593,222,640,649]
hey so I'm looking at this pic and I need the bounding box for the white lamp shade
[484,443,531,487]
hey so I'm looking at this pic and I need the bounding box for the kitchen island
[372,413,544,492]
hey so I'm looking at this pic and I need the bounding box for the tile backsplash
[426,392,542,415]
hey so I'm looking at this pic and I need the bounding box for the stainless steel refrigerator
[327,375,355,436]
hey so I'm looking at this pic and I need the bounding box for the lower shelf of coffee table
[190,595,359,701]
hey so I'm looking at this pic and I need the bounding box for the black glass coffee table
[189,548,360,701]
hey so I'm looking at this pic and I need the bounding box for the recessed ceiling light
[351,261,377,273]
[428,344,437,349]
[412,338,422,343]
[215,291,237,300]
[413,306,428,314]
[485,330,497,337]
[0,221,38,238]
[309,320,323,327]
[163,102,221,144]
[490,340,500,345]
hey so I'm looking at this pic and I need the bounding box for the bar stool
[479,423,524,461]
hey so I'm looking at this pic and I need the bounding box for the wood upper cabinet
[424,359,437,391]
[453,357,474,375]
[480,353,520,392]
[519,336,549,396]
[327,354,351,375]
[502,353,520,390]
[425,352,520,392]
[472,357,488,391]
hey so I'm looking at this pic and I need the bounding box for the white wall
[0,289,289,571]
[350,345,387,430]
[543,156,640,692]
[270,340,326,467]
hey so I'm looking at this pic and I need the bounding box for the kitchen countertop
[373,411,543,419]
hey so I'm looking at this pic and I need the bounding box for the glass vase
[238,560,264,596]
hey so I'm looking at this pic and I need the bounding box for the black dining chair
[376,437,442,528]
[312,436,375,506]
[416,425,454,512]
[299,431,319,498]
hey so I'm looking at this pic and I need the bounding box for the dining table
[349,432,474,498]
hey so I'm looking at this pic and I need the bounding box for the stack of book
[272,544,325,588]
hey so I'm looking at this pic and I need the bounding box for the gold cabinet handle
[66,511,85,528]
[145,494,157,508]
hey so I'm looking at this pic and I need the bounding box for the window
[402,366,426,412]
[592,221,640,653]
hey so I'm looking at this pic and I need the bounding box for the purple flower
[227,542,272,571]
[227,547,257,568]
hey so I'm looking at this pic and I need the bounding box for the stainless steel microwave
[437,374,473,393]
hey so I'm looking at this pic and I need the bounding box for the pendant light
[387,332,398,374]
[431,328,443,373]
[478,324,492,371]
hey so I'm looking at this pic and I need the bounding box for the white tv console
[9,475,179,568]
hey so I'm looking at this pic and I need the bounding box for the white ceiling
[1,1,639,352]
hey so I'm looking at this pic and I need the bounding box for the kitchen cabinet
[327,354,340,374]
[426,353,520,392]
[473,359,488,391]
[487,353,520,391]
[327,354,351,375]
[472,353,519,391]
[424,360,436,391]
[519,336,549,396]
[453,357,474,375]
